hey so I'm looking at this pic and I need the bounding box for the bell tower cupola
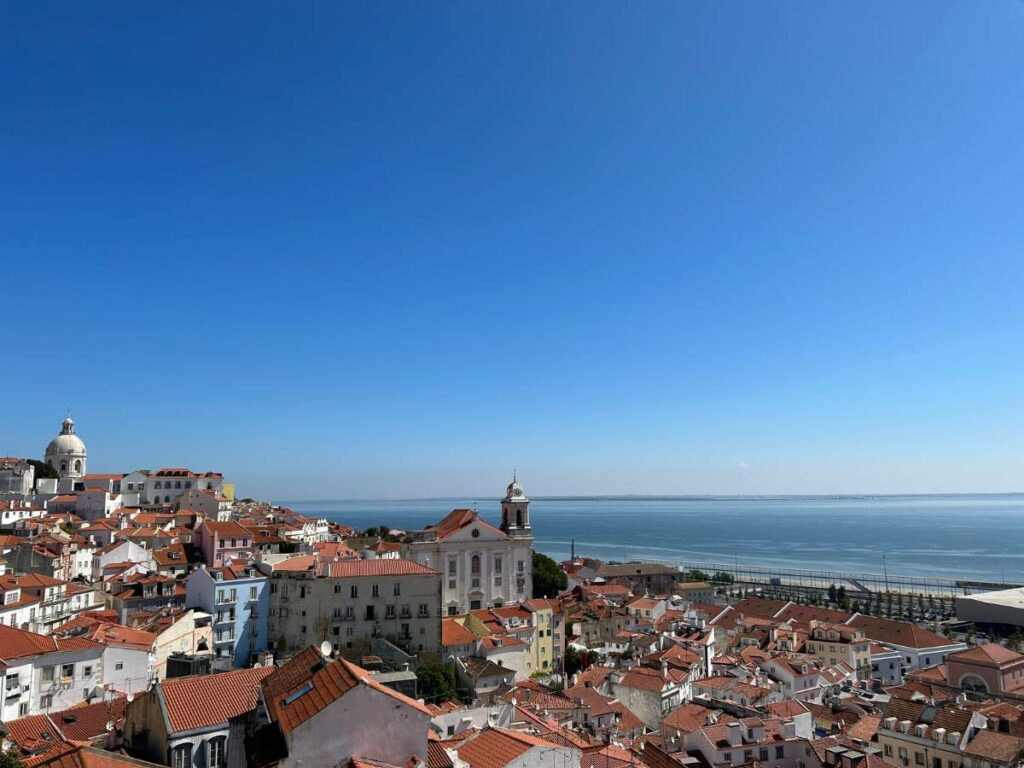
[500,473,531,538]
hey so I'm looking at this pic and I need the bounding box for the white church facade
[401,477,534,615]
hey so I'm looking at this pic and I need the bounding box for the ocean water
[278,495,1024,583]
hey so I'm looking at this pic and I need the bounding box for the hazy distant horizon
[275,490,1024,505]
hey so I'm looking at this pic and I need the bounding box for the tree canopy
[532,552,568,599]
[416,662,458,703]
[27,459,58,481]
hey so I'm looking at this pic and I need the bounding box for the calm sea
[277,495,1024,583]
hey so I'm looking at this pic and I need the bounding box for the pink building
[946,643,1024,695]
[194,519,253,567]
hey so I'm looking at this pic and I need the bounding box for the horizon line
[271,490,1024,505]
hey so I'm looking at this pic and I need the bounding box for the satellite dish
[320,640,332,658]
[253,661,262,668]
[126,693,134,703]
[105,721,115,733]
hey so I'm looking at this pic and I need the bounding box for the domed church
[45,416,87,479]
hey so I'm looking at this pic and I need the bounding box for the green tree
[26,459,58,484]
[828,584,838,604]
[532,552,568,598]
[416,662,458,703]
[837,585,847,608]
[0,752,26,768]
[565,646,594,678]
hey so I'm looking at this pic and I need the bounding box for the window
[41,694,53,709]
[351,585,358,598]
[207,737,226,768]
[83,665,93,678]
[470,600,481,610]
[494,557,502,574]
[115,662,124,671]
[448,606,458,616]
[372,584,379,597]
[42,666,55,683]
[760,749,769,761]
[393,582,401,596]
[172,744,192,768]
[249,586,257,601]
[916,754,925,766]
[61,664,74,680]
[228,589,237,602]
[884,745,893,758]
[448,560,457,576]
[366,606,375,620]
[386,605,396,619]
[471,555,480,574]
[517,560,525,573]
[155,481,162,489]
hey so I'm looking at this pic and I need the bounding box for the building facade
[401,478,534,615]
[266,557,441,660]
[185,563,269,669]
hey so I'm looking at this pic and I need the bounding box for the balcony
[399,608,412,619]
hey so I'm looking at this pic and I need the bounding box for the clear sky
[3,3,1023,499]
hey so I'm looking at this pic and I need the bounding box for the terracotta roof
[963,730,1024,763]
[457,728,562,768]
[199,520,250,538]
[262,649,431,733]
[847,615,955,650]
[316,559,439,578]
[950,643,1024,665]
[0,624,101,661]
[27,744,167,768]
[159,667,274,732]
[429,509,509,542]
[271,555,316,572]
[846,715,881,742]
[442,619,478,646]
[663,702,724,732]
[427,742,454,768]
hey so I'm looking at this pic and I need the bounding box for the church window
[516,510,523,527]
[448,560,456,576]
[74,460,81,473]
[60,462,67,473]
[494,557,502,573]
[471,556,480,574]
[517,560,525,573]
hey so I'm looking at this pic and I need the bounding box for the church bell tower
[500,474,531,538]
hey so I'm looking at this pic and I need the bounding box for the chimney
[727,722,742,747]
[841,752,864,768]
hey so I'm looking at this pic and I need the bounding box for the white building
[44,417,87,482]
[0,458,35,500]
[266,556,441,660]
[401,477,534,615]
[0,623,104,720]
[144,469,224,506]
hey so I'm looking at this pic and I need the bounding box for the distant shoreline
[275,491,1024,505]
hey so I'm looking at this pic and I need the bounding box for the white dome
[46,432,87,456]
[45,417,87,457]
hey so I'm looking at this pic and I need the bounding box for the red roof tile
[159,667,273,732]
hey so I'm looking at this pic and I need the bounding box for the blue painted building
[185,562,269,668]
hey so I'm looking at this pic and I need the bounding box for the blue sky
[2,2,1022,498]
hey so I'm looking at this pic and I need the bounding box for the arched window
[206,736,227,768]
[60,461,67,473]
[960,674,988,694]
[73,460,81,473]
[165,495,171,503]
[471,555,480,575]
[516,510,523,527]
[171,744,192,768]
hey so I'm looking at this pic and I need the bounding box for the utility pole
[883,554,889,594]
